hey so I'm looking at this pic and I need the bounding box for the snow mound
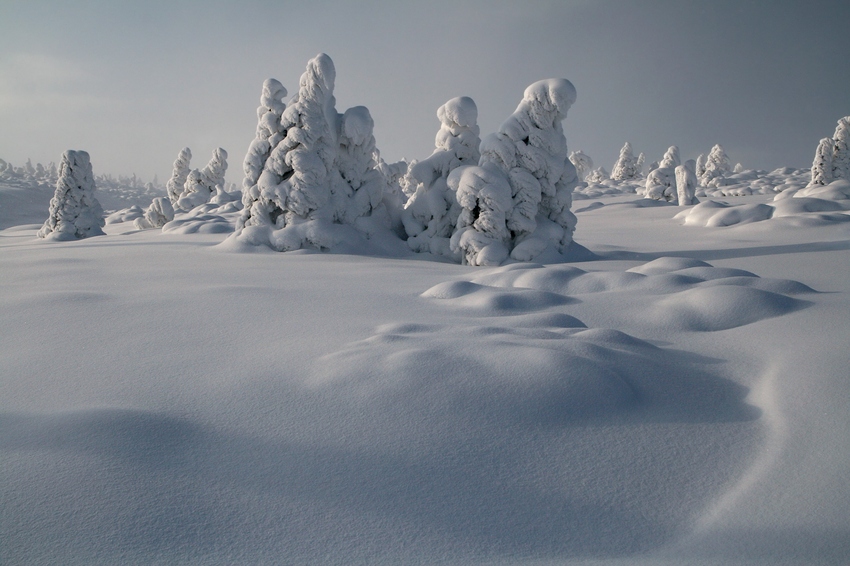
[675,201,774,227]
[649,286,808,331]
[626,257,711,275]
[105,205,145,225]
[162,213,233,234]
[421,280,575,314]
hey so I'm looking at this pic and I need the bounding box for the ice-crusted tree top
[243,79,288,191]
[434,96,480,162]
[611,142,639,180]
[166,147,192,204]
[659,146,681,169]
[569,150,594,181]
[832,116,850,181]
[811,137,834,186]
[202,147,228,190]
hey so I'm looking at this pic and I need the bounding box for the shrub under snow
[569,150,594,181]
[402,96,481,258]
[133,197,175,230]
[611,142,640,181]
[37,150,105,240]
[176,148,228,210]
[451,78,579,265]
[644,146,681,202]
[699,144,732,187]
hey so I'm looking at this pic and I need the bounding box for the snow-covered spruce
[611,142,640,181]
[644,146,681,202]
[585,166,609,184]
[452,78,578,265]
[810,138,835,186]
[37,150,105,240]
[699,144,732,187]
[242,79,288,193]
[402,96,481,258]
[134,197,175,229]
[695,153,707,179]
[176,148,228,210]
[675,163,698,205]
[166,147,192,205]
[234,54,389,252]
[830,116,849,181]
[568,150,594,182]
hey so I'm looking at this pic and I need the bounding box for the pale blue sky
[1,0,849,183]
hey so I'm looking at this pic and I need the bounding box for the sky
[1,0,849,185]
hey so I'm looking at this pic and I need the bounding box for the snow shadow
[1,405,762,563]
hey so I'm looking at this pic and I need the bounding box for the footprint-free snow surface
[2,189,849,565]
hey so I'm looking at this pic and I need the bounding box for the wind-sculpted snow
[37,150,105,240]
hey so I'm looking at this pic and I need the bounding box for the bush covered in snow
[176,148,228,211]
[133,197,175,229]
[569,150,594,181]
[402,96,481,258]
[809,116,850,187]
[166,148,192,206]
[611,142,640,181]
[450,78,579,265]
[699,144,732,187]
[644,146,681,202]
[37,150,105,240]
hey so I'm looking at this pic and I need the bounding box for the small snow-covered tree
[452,78,579,263]
[636,152,646,175]
[177,148,228,210]
[810,138,834,186]
[333,105,385,223]
[585,166,609,184]
[832,116,850,181]
[659,146,681,169]
[243,78,288,192]
[402,96,480,257]
[611,142,639,180]
[699,144,731,187]
[134,197,174,229]
[569,150,594,181]
[733,163,744,173]
[675,164,697,205]
[695,153,706,180]
[38,150,105,240]
[166,147,192,205]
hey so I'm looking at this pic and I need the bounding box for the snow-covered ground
[2,177,849,565]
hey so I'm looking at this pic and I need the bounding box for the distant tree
[166,147,192,205]
[176,148,228,210]
[569,150,594,181]
[695,153,707,180]
[38,150,105,240]
[810,138,834,186]
[134,197,175,229]
[675,164,697,205]
[832,116,850,181]
[659,146,681,169]
[699,144,732,187]
[611,142,639,180]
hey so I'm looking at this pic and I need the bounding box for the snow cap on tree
[334,105,385,223]
[675,164,697,206]
[38,150,105,240]
[133,197,175,230]
[176,148,228,210]
[243,78,288,191]
[659,146,681,169]
[166,148,192,205]
[699,144,731,187]
[449,162,512,266]
[402,96,481,257]
[569,151,594,181]
[810,137,834,186]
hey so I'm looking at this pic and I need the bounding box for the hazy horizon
[2,0,849,184]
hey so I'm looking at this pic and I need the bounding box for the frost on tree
[452,78,579,264]
[831,116,850,181]
[243,78,288,193]
[585,166,609,184]
[176,148,228,210]
[699,144,732,187]
[645,146,681,201]
[675,164,697,205]
[38,150,105,240]
[166,147,192,205]
[695,153,707,179]
[134,197,175,229]
[402,96,481,258]
[568,150,594,181]
[810,138,834,186]
[611,142,640,181]
[235,53,388,252]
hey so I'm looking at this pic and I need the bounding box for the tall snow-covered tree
[402,96,481,257]
[611,142,639,180]
[695,153,707,180]
[166,147,192,205]
[832,116,850,181]
[452,78,578,264]
[333,105,385,224]
[243,78,288,192]
[38,150,104,240]
[810,137,834,186]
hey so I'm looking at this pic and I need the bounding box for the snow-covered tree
[243,78,288,192]
[611,142,639,180]
[675,164,697,205]
[733,163,744,173]
[333,105,385,223]
[402,96,480,257]
[659,146,681,169]
[832,116,850,181]
[38,150,105,240]
[452,78,579,264]
[166,147,192,205]
[569,150,594,181]
[699,144,731,187]
[810,138,834,186]
[695,153,706,179]
[176,148,228,210]
[134,197,174,229]
[636,152,646,175]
